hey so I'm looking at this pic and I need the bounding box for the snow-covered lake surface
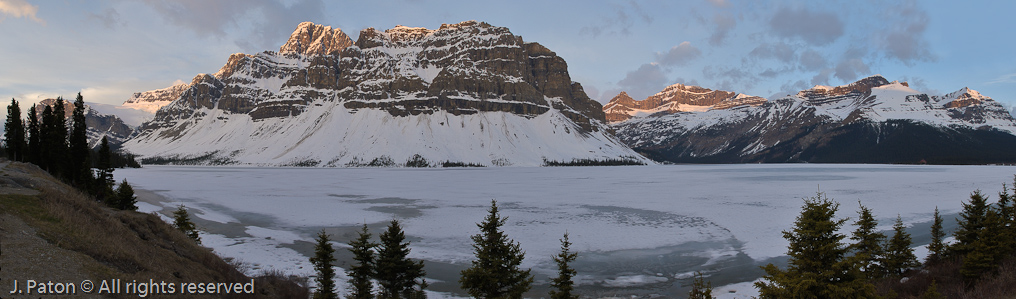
[117,164,1016,298]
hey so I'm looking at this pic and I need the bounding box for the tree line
[3,96,139,211]
[756,176,1016,298]
[310,199,588,299]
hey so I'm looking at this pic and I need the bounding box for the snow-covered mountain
[611,75,1016,164]
[123,21,646,166]
[603,84,766,123]
[122,83,188,114]
[36,98,135,149]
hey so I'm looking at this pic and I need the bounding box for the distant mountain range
[35,98,134,150]
[101,21,1016,166]
[608,75,1016,164]
[120,21,646,166]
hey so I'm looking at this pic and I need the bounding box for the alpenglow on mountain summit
[608,75,1016,164]
[122,21,647,166]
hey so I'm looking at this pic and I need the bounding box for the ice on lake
[117,164,1016,297]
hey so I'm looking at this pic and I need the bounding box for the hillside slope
[0,160,307,297]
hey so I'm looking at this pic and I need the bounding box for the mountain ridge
[123,21,647,166]
[609,75,1016,164]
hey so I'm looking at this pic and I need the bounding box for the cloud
[748,42,795,63]
[673,77,701,86]
[772,79,810,99]
[897,76,938,95]
[833,58,869,82]
[617,63,668,100]
[878,0,934,65]
[579,1,652,37]
[708,0,729,8]
[656,42,702,67]
[798,49,827,71]
[709,12,736,46]
[89,7,122,29]
[769,7,843,45]
[985,73,1016,85]
[0,0,44,25]
[811,69,833,86]
[142,0,325,51]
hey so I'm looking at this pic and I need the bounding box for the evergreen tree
[926,207,945,264]
[113,179,137,211]
[950,190,990,257]
[50,98,68,179]
[998,179,1016,254]
[549,233,577,299]
[919,280,944,299]
[26,105,39,164]
[68,92,92,186]
[375,219,426,299]
[688,272,714,299]
[38,104,54,171]
[755,193,875,299]
[347,224,376,299]
[172,205,201,244]
[959,207,1005,282]
[4,98,27,161]
[460,200,533,299]
[311,229,338,299]
[94,136,115,200]
[849,202,886,279]
[883,215,919,276]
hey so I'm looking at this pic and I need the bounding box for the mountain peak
[279,22,353,56]
[798,74,891,99]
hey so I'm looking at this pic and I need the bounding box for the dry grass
[1,161,308,298]
[875,255,1016,299]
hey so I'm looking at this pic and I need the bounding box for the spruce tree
[687,272,713,299]
[94,136,115,201]
[375,219,426,299]
[950,190,990,257]
[755,193,875,299]
[998,179,1016,254]
[347,224,376,299]
[883,215,919,276]
[926,206,945,264]
[26,105,39,164]
[50,98,68,179]
[311,229,338,299]
[113,179,137,211]
[68,92,92,187]
[919,280,944,299]
[172,205,201,244]
[460,200,533,299]
[39,104,54,171]
[959,207,1005,282]
[849,202,886,279]
[549,233,578,299]
[4,98,26,161]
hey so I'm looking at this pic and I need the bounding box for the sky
[1,0,1015,117]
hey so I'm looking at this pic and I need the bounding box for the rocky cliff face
[611,75,1016,164]
[36,98,135,149]
[603,84,765,123]
[124,21,642,166]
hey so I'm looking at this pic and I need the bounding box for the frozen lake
[117,164,1016,298]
